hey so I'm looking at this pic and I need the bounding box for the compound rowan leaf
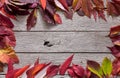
[59,54,74,75]
[26,8,37,31]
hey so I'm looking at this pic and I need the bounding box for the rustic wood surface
[0,13,120,77]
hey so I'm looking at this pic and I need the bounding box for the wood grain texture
[14,32,112,52]
[12,13,120,31]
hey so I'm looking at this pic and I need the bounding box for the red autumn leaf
[0,25,16,48]
[0,47,19,64]
[72,64,85,77]
[40,0,46,10]
[113,0,120,5]
[77,8,85,16]
[109,25,120,37]
[14,65,30,78]
[58,0,69,11]
[112,59,120,75]
[26,59,47,78]
[39,7,55,24]
[108,46,120,58]
[67,67,78,77]
[91,0,104,9]
[0,7,16,19]
[81,0,93,18]
[0,13,14,29]
[97,10,106,21]
[66,0,73,6]
[26,8,37,31]
[6,60,29,78]
[54,13,62,24]
[107,1,120,16]
[64,9,73,19]
[59,54,74,75]
[72,0,82,11]
[45,65,59,78]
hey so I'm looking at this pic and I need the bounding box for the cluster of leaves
[3,53,117,78]
[0,13,19,72]
[1,0,120,31]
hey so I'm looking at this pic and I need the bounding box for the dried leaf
[26,8,37,31]
[59,54,74,75]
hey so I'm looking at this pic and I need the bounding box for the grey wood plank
[14,32,112,52]
[0,53,114,74]
[0,75,4,78]
[12,12,120,31]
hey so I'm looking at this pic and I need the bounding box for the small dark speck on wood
[44,41,53,47]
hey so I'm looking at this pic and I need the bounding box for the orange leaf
[14,65,30,78]
[54,14,62,24]
[40,0,46,10]
[0,47,19,64]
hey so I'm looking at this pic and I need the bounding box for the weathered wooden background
[1,12,120,78]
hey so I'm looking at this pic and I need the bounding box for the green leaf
[87,60,103,78]
[102,57,112,77]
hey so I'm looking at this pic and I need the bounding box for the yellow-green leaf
[102,57,112,77]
